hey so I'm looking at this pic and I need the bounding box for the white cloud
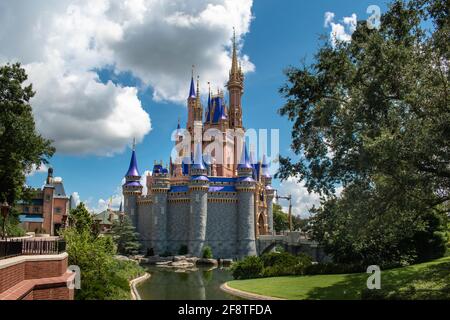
[277,177,343,218]
[324,12,335,28]
[70,192,81,208]
[323,11,357,46]
[0,0,254,155]
[26,163,48,177]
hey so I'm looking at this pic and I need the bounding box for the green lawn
[227,256,450,300]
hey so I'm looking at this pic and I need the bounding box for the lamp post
[1,201,11,240]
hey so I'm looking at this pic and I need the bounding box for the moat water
[136,266,239,300]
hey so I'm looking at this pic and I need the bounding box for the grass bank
[227,256,450,300]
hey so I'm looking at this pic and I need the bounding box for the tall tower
[187,68,197,134]
[122,139,143,229]
[227,29,244,129]
[189,143,209,257]
[150,162,170,254]
[236,144,257,257]
[261,155,275,235]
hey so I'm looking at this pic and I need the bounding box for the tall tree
[111,216,141,256]
[0,63,55,205]
[277,0,449,265]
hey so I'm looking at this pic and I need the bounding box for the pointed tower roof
[230,28,239,76]
[238,143,252,170]
[261,154,271,178]
[125,140,140,177]
[192,142,205,170]
[188,66,196,99]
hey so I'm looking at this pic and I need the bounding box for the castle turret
[261,155,275,234]
[122,140,143,229]
[236,144,257,257]
[227,29,244,129]
[187,68,196,134]
[189,143,209,257]
[150,161,170,254]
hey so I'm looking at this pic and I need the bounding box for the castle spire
[231,27,239,76]
[196,75,200,104]
[188,65,196,99]
[125,141,140,177]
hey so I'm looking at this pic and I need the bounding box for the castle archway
[258,213,266,236]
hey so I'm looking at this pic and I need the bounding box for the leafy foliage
[111,216,141,256]
[62,204,144,300]
[202,245,213,259]
[231,256,264,280]
[277,0,449,266]
[0,63,54,233]
[231,252,313,280]
[273,203,310,233]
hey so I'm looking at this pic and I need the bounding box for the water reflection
[137,266,239,300]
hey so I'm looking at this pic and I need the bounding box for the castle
[122,34,275,259]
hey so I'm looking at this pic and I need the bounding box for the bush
[202,246,213,259]
[260,252,312,277]
[178,245,188,255]
[231,253,313,280]
[231,256,264,280]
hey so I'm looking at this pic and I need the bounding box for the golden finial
[132,137,136,151]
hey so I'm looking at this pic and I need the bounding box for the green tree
[0,63,54,233]
[277,0,449,265]
[273,203,289,233]
[68,202,94,234]
[62,203,143,300]
[111,216,141,256]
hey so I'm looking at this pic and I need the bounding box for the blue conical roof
[261,154,271,177]
[125,149,140,177]
[192,143,205,170]
[189,76,196,99]
[238,143,252,170]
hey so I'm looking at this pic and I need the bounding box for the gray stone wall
[124,194,138,228]
[205,200,238,258]
[189,188,208,257]
[237,190,257,257]
[137,202,153,252]
[167,201,190,254]
[151,192,168,254]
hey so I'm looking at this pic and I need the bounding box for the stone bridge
[256,232,331,263]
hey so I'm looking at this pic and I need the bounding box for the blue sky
[19,0,388,214]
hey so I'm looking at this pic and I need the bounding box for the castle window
[34,207,40,213]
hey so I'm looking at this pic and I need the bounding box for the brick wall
[0,254,73,300]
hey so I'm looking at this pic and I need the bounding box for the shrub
[260,252,312,277]
[178,245,188,255]
[231,256,264,280]
[202,246,213,259]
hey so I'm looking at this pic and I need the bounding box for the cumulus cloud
[323,11,357,46]
[0,0,254,155]
[26,163,48,177]
[277,177,343,218]
[70,192,81,208]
